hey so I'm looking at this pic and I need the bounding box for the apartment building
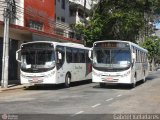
[55,0,71,38]
[69,0,93,25]
[55,0,97,40]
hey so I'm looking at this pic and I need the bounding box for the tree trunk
[151,58,155,71]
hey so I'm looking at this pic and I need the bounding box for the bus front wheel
[99,83,106,88]
[65,73,71,88]
[142,71,146,83]
[131,75,137,88]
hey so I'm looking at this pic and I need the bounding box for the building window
[61,0,65,9]
[61,17,65,22]
[70,9,76,16]
[28,20,43,31]
[69,32,75,38]
[57,17,60,21]
[55,28,64,36]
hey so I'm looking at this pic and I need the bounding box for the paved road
[0,71,160,120]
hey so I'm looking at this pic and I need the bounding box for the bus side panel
[134,62,149,82]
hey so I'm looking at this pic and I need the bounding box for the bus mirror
[132,53,136,61]
[16,49,22,63]
[58,52,62,60]
[89,50,93,60]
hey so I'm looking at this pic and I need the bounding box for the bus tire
[131,74,137,88]
[142,71,146,83]
[23,86,29,89]
[99,83,106,88]
[65,73,71,88]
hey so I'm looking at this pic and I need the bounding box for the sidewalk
[0,84,24,92]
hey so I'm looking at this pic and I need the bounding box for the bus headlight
[45,71,55,78]
[92,70,101,77]
[121,71,130,77]
[21,73,27,78]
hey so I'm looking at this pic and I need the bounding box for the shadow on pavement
[92,79,150,90]
[93,84,132,90]
[24,79,92,91]
[92,72,159,90]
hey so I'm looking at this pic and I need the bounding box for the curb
[0,85,24,92]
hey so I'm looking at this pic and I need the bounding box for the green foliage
[140,36,160,63]
[74,0,160,47]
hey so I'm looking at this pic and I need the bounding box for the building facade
[69,0,93,25]
[55,0,71,38]
[55,0,97,40]
[0,0,81,85]
[24,0,55,33]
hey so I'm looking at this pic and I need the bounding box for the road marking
[105,98,113,102]
[71,111,84,117]
[91,103,101,108]
[75,111,84,115]
[117,94,122,97]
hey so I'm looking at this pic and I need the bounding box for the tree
[74,0,160,46]
[140,36,160,70]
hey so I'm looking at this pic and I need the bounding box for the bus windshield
[21,49,55,72]
[93,48,131,70]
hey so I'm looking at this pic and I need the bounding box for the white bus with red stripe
[16,41,92,87]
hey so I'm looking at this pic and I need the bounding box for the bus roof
[93,40,148,53]
[20,41,90,50]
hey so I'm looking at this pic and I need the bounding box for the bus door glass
[56,46,65,82]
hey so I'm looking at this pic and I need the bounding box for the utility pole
[83,0,86,27]
[82,0,86,46]
[1,0,15,88]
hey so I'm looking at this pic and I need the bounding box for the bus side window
[66,47,72,63]
[72,48,78,63]
[79,49,85,63]
[85,50,91,63]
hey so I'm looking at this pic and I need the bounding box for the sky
[155,23,160,29]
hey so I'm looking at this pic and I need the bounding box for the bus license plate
[32,77,39,83]
[106,77,113,81]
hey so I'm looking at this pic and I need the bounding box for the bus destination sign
[94,42,128,48]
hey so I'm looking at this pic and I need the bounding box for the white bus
[89,40,149,88]
[16,41,92,87]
